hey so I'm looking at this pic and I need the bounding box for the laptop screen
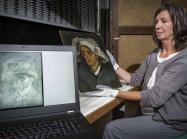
[0,45,79,121]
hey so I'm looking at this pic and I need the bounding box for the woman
[100,3,187,139]
[72,37,122,92]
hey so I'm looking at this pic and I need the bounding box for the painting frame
[59,30,122,93]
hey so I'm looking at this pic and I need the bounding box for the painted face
[80,45,99,68]
[155,10,174,41]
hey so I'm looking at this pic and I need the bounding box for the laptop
[0,44,101,139]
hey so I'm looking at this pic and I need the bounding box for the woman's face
[80,45,99,67]
[155,10,174,41]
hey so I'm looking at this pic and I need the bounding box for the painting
[59,30,122,93]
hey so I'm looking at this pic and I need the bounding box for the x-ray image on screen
[0,52,43,110]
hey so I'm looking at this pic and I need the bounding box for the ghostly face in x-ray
[1,54,37,94]
[0,53,43,109]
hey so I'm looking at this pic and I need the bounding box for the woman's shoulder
[180,47,187,56]
[167,48,187,67]
[172,47,187,61]
[144,48,159,62]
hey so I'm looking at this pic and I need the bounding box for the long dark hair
[153,3,187,51]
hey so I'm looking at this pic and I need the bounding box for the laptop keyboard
[0,116,86,139]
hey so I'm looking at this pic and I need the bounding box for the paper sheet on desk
[80,85,113,97]
[79,84,134,116]
[80,92,114,116]
[96,83,133,91]
[80,90,107,97]
[81,90,114,97]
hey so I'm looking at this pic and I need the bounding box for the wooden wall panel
[118,35,157,71]
[165,0,187,9]
[118,0,162,26]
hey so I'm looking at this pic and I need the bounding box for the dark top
[79,62,122,92]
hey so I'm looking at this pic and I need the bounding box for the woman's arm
[116,67,131,83]
[107,50,149,86]
[117,90,141,101]
[94,88,141,101]
[107,50,131,83]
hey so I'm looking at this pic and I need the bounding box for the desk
[80,85,136,124]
